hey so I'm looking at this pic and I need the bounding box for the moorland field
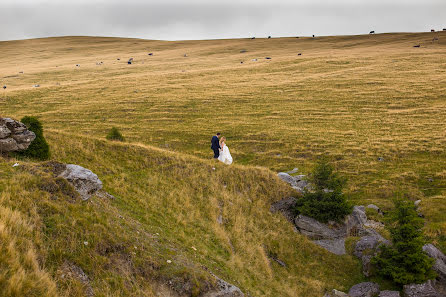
[1,32,445,296]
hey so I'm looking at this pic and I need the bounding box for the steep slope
[1,131,363,297]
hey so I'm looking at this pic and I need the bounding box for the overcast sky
[1,0,445,41]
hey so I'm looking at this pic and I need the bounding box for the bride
[218,137,233,165]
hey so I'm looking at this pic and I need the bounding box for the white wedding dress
[218,144,233,165]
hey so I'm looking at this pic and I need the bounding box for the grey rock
[361,255,373,277]
[325,289,349,297]
[354,234,389,258]
[366,204,380,212]
[270,197,297,222]
[348,282,380,297]
[415,200,422,207]
[0,118,36,153]
[314,238,346,255]
[58,164,103,200]
[379,291,400,297]
[423,244,446,286]
[295,215,344,240]
[203,275,244,297]
[0,125,11,138]
[286,167,299,174]
[403,280,439,297]
[277,172,310,193]
[346,206,369,236]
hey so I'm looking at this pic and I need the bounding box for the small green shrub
[372,199,436,286]
[18,116,50,160]
[106,127,125,141]
[294,158,351,223]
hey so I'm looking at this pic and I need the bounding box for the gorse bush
[106,127,125,141]
[294,158,351,223]
[18,116,50,160]
[371,199,436,286]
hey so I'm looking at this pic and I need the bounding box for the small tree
[294,158,351,223]
[18,116,50,160]
[371,199,436,286]
[106,127,125,141]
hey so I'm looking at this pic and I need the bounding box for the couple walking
[211,133,233,165]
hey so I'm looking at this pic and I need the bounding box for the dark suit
[211,135,221,158]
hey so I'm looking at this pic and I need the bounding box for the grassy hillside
[1,32,446,295]
[1,131,363,296]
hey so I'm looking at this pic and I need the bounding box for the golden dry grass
[1,32,446,295]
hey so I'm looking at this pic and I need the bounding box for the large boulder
[403,280,439,297]
[294,215,345,240]
[0,117,36,153]
[354,234,389,258]
[314,238,346,255]
[348,282,380,297]
[423,244,446,293]
[58,164,103,200]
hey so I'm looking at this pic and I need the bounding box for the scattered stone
[361,255,373,277]
[217,215,223,225]
[184,54,188,57]
[166,260,172,264]
[240,49,247,53]
[58,164,103,200]
[286,167,299,174]
[366,204,380,212]
[277,172,310,193]
[378,157,384,161]
[379,291,400,297]
[270,197,297,222]
[403,280,439,297]
[415,200,422,207]
[252,59,258,62]
[0,118,36,153]
[348,282,380,297]
[33,84,40,87]
[12,163,19,167]
[83,241,88,246]
[329,289,349,297]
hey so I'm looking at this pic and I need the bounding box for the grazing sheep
[240,49,247,53]
[251,37,255,39]
[2,85,6,90]
[431,29,435,32]
[33,84,40,88]
[268,36,271,39]
[443,28,446,31]
[312,35,315,38]
[413,44,421,48]
[298,53,302,56]
[148,53,153,56]
[369,31,375,34]
[128,58,133,64]
[184,54,188,57]
[265,57,271,60]
[251,59,258,62]
[76,64,80,67]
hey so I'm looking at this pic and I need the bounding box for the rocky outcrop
[0,117,36,153]
[294,215,345,240]
[58,164,103,200]
[348,282,380,297]
[270,197,297,222]
[403,280,440,297]
[203,275,244,297]
[277,172,310,193]
[423,244,446,293]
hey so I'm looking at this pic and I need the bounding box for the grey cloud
[1,3,445,41]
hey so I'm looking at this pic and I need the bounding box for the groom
[211,133,221,159]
